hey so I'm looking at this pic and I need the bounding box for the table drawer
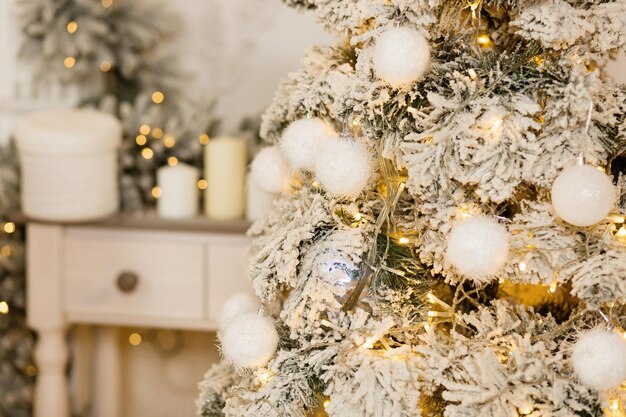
[63,230,204,320]
[205,239,252,322]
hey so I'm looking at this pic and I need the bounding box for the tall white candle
[204,137,247,220]
[246,177,276,222]
[157,163,199,219]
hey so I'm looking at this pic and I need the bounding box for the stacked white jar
[15,109,122,222]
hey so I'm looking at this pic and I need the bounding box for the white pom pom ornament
[280,118,335,170]
[551,164,614,227]
[220,313,279,369]
[249,146,290,193]
[218,293,261,330]
[571,327,626,391]
[372,26,430,88]
[445,216,509,282]
[314,135,372,197]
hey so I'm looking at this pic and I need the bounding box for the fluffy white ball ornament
[314,135,372,197]
[279,118,335,170]
[372,26,430,88]
[218,293,261,330]
[249,146,291,193]
[551,164,614,227]
[571,327,626,391]
[220,313,279,369]
[445,216,509,282]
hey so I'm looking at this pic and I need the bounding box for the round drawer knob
[116,272,139,293]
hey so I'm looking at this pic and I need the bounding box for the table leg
[70,325,94,415]
[33,326,69,417]
[27,224,70,417]
[94,326,122,417]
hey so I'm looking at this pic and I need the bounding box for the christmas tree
[198,1,626,416]
[0,144,34,417]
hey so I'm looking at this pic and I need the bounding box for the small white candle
[157,163,199,219]
[204,137,247,220]
[246,177,276,222]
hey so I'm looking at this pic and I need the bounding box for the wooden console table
[25,214,252,417]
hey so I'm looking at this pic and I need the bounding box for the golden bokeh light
[99,61,112,72]
[26,365,38,376]
[63,56,76,68]
[141,148,154,160]
[66,21,78,34]
[3,222,15,234]
[129,333,142,346]
[199,134,210,145]
[151,91,165,104]
[163,135,176,148]
[152,128,163,139]
[135,134,147,146]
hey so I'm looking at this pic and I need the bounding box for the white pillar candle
[157,163,199,219]
[246,177,276,222]
[204,137,247,220]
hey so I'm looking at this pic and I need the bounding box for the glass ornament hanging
[315,251,362,304]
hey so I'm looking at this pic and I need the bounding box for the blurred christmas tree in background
[0,143,33,417]
[1,0,222,413]
[19,0,220,212]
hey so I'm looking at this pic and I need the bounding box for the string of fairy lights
[0,221,17,317]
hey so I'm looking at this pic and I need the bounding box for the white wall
[0,0,79,145]
[165,0,332,133]
[0,0,24,144]
[0,0,624,138]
